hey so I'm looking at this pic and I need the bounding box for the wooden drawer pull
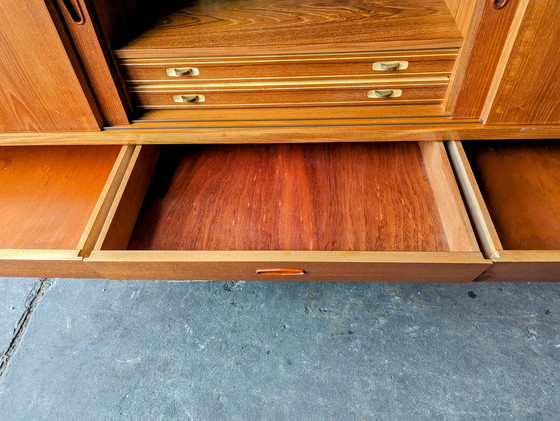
[172,94,205,103]
[166,67,200,77]
[256,268,306,276]
[367,89,403,99]
[372,61,409,71]
[59,0,85,24]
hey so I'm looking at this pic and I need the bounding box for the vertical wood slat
[444,0,520,119]
[55,0,133,125]
[483,0,560,124]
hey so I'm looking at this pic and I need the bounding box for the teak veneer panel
[445,0,520,119]
[127,143,454,252]
[0,0,101,131]
[0,146,121,249]
[115,0,463,58]
[464,141,560,251]
[121,50,458,83]
[485,0,560,125]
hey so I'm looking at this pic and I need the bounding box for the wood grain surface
[2,124,560,146]
[127,143,451,252]
[485,0,560,124]
[465,141,560,250]
[0,0,101,131]
[444,0,519,118]
[0,146,121,249]
[121,51,457,83]
[116,0,463,57]
[55,0,133,125]
[133,83,448,109]
[87,250,489,282]
[474,251,560,282]
[444,0,476,35]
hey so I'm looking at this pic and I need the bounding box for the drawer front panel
[122,51,457,83]
[133,84,448,109]
[87,252,489,282]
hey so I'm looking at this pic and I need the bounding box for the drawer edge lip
[493,250,560,263]
[119,49,460,64]
[86,250,489,265]
[114,40,464,60]
[0,249,82,261]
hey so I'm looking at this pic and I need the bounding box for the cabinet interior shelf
[115,0,463,58]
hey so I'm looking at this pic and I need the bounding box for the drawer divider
[445,141,502,260]
[76,145,136,258]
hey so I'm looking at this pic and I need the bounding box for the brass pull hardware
[172,94,205,103]
[372,61,409,71]
[166,67,200,77]
[381,62,399,71]
[59,0,85,24]
[492,0,509,9]
[374,89,393,98]
[367,89,403,99]
[256,269,306,276]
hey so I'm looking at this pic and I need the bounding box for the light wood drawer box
[120,50,458,83]
[447,140,560,282]
[132,78,449,109]
[0,145,131,278]
[83,142,489,282]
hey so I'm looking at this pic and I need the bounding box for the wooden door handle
[59,0,85,24]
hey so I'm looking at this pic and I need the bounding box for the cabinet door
[0,0,102,132]
[484,0,560,125]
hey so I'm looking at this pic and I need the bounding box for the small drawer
[85,142,489,282]
[447,140,560,282]
[131,78,449,109]
[121,50,458,83]
[0,145,131,278]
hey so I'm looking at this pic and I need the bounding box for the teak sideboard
[0,0,558,282]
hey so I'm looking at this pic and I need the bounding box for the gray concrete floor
[0,278,558,420]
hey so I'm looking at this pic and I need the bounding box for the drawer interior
[463,140,560,251]
[96,142,479,254]
[0,146,122,250]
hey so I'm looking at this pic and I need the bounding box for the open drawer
[447,141,560,282]
[85,142,489,282]
[0,145,132,278]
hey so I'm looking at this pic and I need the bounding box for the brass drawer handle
[172,94,205,103]
[256,268,306,276]
[372,61,409,71]
[367,89,403,99]
[166,67,200,77]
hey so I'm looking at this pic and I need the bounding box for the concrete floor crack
[0,278,54,378]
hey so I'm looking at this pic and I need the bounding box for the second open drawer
[84,142,489,282]
[447,140,560,282]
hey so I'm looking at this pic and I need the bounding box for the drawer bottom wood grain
[84,142,489,281]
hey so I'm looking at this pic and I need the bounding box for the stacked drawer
[119,49,457,110]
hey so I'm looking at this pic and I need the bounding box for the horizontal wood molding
[0,124,558,145]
